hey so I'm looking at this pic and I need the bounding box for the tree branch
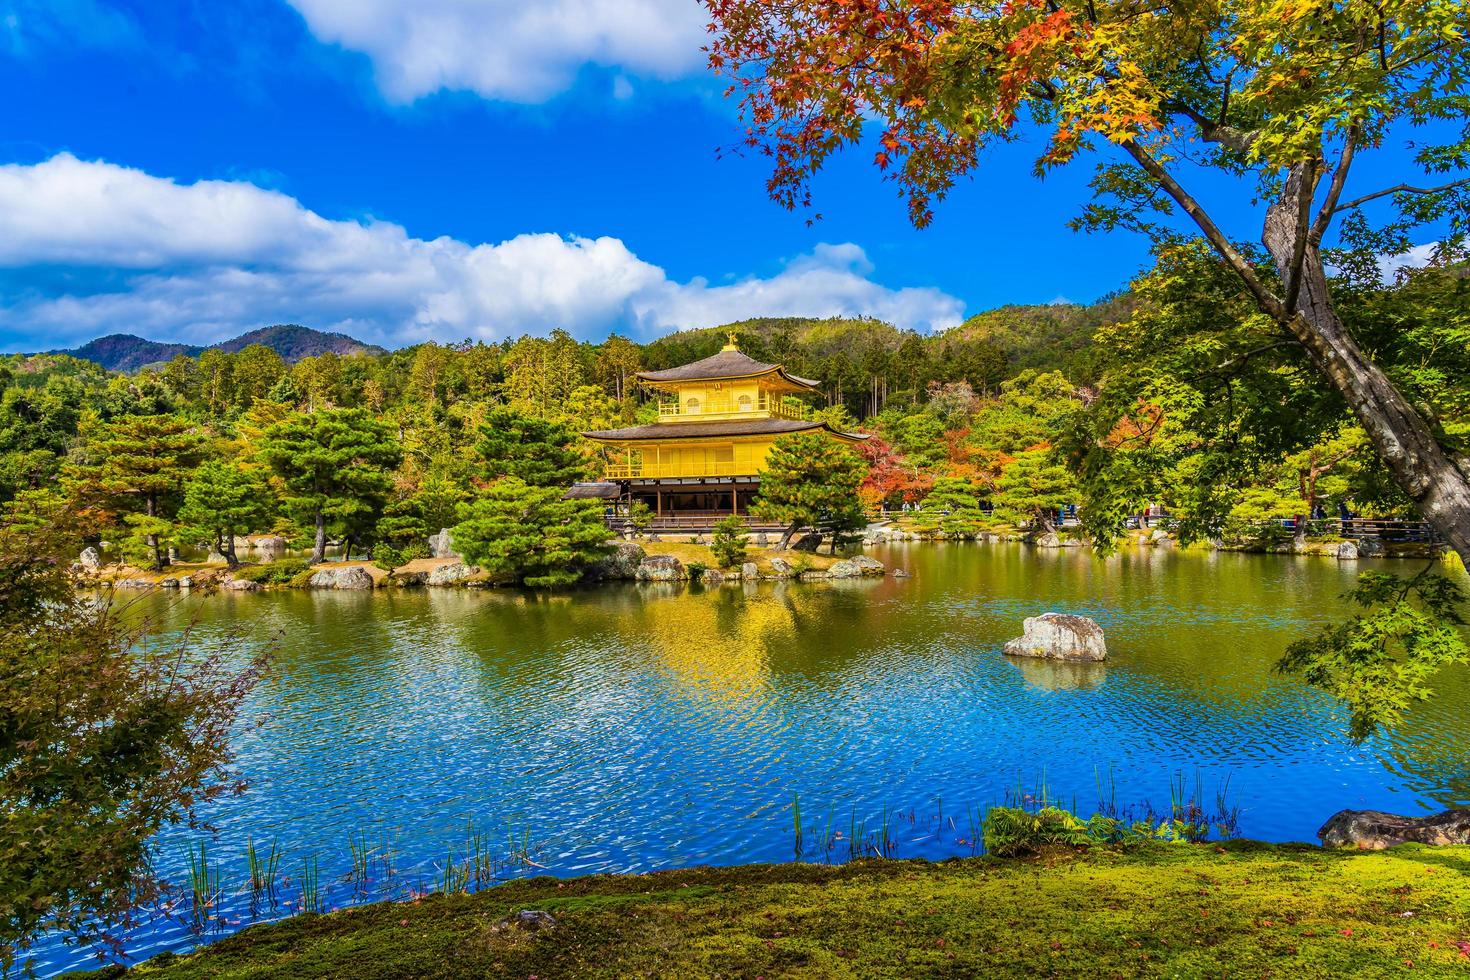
[1309,126,1358,245]
[1283,161,1321,312]
[1119,140,1285,319]
[1332,176,1470,215]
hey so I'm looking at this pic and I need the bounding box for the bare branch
[1119,139,1285,319]
[1309,126,1358,245]
[1332,177,1470,215]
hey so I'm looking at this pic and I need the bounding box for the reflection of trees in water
[1373,672,1470,808]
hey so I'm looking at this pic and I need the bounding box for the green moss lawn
[73,843,1470,978]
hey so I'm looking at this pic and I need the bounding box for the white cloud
[0,155,965,350]
[1376,242,1440,283]
[285,0,708,103]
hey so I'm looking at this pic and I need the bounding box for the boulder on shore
[1318,808,1470,850]
[222,578,260,591]
[308,566,376,590]
[1003,613,1107,662]
[1034,531,1083,548]
[1335,541,1360,560]
[426,561,475,587]
[740,561,759,581]
[767,557,794,579]
[850,555,885,575]
[256,536,288,560]
[78,546,102,572]
[595,542,646,580]
[826,559,861,579]
[635,554,685,582]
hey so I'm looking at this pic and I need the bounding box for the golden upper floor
[636,338,819,424]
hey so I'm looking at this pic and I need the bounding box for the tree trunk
[313,510,327,564]
[224,529,238,568]
[146,493,163,571]
[1263,165,1470,568]
[777,520,803,551]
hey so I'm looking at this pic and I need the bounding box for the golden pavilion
[576,337,866,527]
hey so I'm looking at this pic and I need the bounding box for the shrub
[686,561,708,579]
[399,541,430,561]
[710,516,748,568]
[373,545,406,572]
[233,557,310,584]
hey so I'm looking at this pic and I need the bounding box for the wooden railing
[656,394,809,422]
[602,460,758,479]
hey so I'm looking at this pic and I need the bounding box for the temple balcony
[603,459,757,480]
[656,393,810,422]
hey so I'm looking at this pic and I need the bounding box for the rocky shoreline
[78,540,894,593]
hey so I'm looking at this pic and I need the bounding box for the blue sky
[0,0,1451,351]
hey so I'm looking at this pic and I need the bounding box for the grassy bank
[74,843,1470,978]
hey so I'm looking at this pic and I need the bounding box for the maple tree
[705,0,1470,566]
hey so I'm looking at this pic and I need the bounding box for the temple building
[574,337,866,528]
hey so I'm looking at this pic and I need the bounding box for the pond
[36,542,1470,975]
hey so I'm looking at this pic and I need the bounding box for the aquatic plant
[299,856,322,914]
[245,836,281,899]
[348,830,374,891]
[184,842,221,933]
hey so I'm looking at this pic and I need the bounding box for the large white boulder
[1003,613,1107,662]
[635,555,685,582]
[308,566,376,590]
[428,528,460,559]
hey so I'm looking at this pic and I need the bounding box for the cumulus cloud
[284,0,708,103]
[1376,242,1440,283]
[0,155,965,350]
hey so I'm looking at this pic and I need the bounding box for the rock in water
[850,555,885,575]
[1318,809,1470,849]
[700,567,724,586]
[308,566,376,590]
[1335,541,1360,560]
[1003,613,1107,662]
[256,535,288,560]
[635,555,685,582]
[826,559,861,578]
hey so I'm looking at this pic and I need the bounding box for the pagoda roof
[583,418,868,443]
[637,347,819,390]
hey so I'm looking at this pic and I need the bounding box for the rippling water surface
[36,543,1470,974]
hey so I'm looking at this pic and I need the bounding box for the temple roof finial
[722,330,739,351]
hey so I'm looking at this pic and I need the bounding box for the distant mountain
[210,325,386,362]
[55,325,386,373]
[67,334,203,374]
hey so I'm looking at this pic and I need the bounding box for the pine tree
[751,432,868,550]
[710,514,749,569]
[474,406,586,487]
[920,477,988,537]
[177,460,274,566]
[451,477,612,587]
[85,413,203,570]
[258,408,402,563]
[992,450,1077,535]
